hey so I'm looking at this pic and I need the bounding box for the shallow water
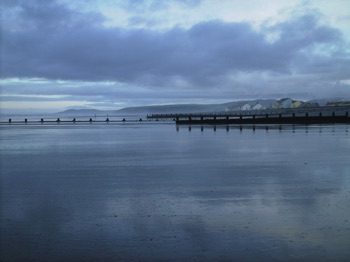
[1,123,350,261]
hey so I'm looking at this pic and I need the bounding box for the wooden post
[9,119,11,123]
[25,118,27,123]
[56,118,60,123]
[41,118,44,123]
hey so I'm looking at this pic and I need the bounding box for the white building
[252,103,265,110]
[273,98,293,109]
[241,103,251,110]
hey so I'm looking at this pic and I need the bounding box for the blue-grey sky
[1,0,350,112]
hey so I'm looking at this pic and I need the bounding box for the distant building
[272,98,293,109]
[280,98,293,108]
[299,102,319,108]
[292,100,303,108]
[252,103,265,110]
[241,103,251,110]
[326,101,350,107]
[225,105,241,112]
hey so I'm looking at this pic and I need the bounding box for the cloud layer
[1,0,350,110]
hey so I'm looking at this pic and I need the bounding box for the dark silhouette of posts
[9,119,11,123]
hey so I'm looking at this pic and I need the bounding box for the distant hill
[58,97,349,116]
[115,104,223,114]
[59,109,111,115]
[115,99,277,114]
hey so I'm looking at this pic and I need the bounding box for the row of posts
[182,111,348,121]
[6,112,349,123]
[7,118,143,123]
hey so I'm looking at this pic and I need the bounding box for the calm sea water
[1,123,350,261]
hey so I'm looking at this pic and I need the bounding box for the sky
[1,0,350,113]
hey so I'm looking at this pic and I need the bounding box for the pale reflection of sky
[0,124,349,261]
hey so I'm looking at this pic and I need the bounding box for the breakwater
[1,117,144,125]
[147,106,350,125]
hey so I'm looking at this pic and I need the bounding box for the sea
[1,113,350,261]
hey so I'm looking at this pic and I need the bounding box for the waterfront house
[225,105,241,112]
[272,98,293,109]
[252,103,265,110]
[292,100,303,108]
[241,103,251,110]
[280,98,293,108]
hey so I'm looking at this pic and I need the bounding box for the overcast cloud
[1,0,350,112]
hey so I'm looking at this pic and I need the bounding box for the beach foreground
[1,123,350,261]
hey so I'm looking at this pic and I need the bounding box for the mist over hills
[59,99,275,115]
[59,97,349,115]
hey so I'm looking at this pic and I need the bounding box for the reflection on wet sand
[177,124,349,133]
[1,124,350,261]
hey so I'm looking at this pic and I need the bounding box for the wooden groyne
[1,117,144,125]
[175,113,349,125]
[147,107,350,125]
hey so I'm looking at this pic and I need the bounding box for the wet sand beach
[1,123,350,261]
